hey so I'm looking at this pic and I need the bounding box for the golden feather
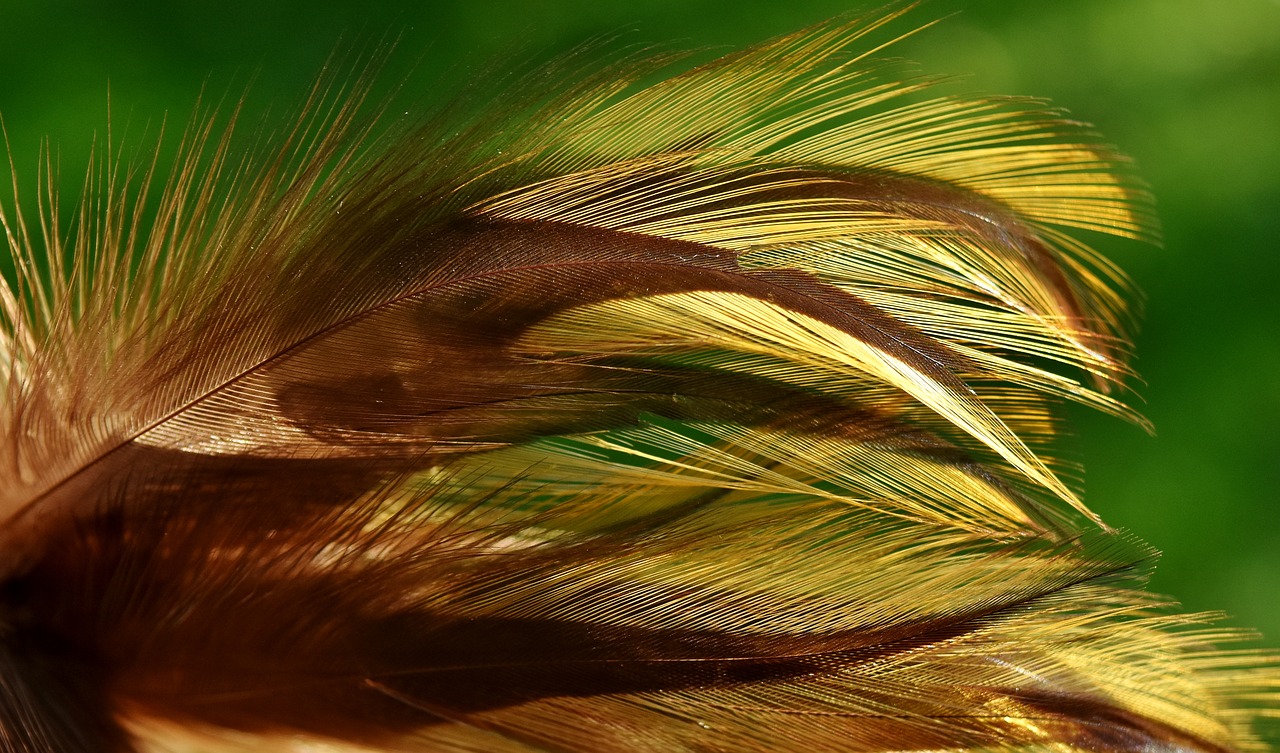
[0,6,1276,753]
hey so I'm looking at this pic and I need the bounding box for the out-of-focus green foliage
[2,0,1276,661]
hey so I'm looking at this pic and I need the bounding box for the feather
[0,6,1276,752]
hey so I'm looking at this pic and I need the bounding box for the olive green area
[1,0,1276,688]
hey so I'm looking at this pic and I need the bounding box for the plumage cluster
[1,6,1276,752]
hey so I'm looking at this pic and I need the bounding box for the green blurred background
[3,0,1277,692]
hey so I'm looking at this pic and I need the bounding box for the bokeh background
[3,0,1277,711]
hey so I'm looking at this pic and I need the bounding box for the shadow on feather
[0,4,1276,753]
